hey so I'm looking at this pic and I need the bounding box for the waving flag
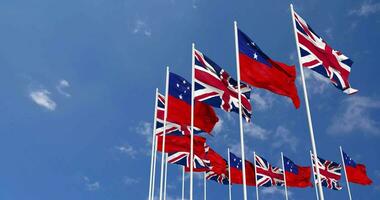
[311,154,343,190]
[194,49,252,121]
[238,29,300,108]
[157,135,206,154]
[168,145,210,172]
[293,10,358,94]
[255,154,284,187]
[229,152,256,186]
[167,72,219,134]
[342,150,372,185]
[283,156,312,187]
[204,148,229,185]
[155,92,202,136]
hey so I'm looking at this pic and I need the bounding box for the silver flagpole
[228,148,232,200]
[182,166,185,200]
[190,43,195,200]
[159,67,170,200]
[310,150,320,200]
[290,4,325,200]
[281,152,289,200]
[151,132,158,200]
[148,88,159,200]
[164,153,168,200]
[204,172,207,200]
[340,146,353,200]
[233,20,248,200]
[253,152,259,200]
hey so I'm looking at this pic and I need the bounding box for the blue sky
[0,0,380,199]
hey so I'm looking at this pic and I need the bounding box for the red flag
[283,156,312,187]
[343,151,372,185]
[229,152,256,186]
[157,135,206,154]
[238,29,300,108]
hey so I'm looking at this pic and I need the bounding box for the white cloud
[250,91,275,111]
[272,126,298,152]
[56,79,71,97]
[132,19,152,37]
[328,96,380,135]
[213,118,223,135]
[350,1,380,16]
[261,187,292,198]
[301,69,331,94]
[115,144,137,158]
[29,89,57,111]
[123,176,139,185]
[244,122,270,140]
[83,176,100,191]
[136,121,153,144]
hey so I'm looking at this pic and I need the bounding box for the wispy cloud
[261,187,291,198]
[250,91,275,111]
[136,121,153,144]
[272,126,298,152]
[83,176,100,191]
[132,19,152,37]
[349,1,380,16]
[56,79,71,97]
[301,69,331,94]
[213,118,224,135]
[244,122,270,140]
[123,176,139,185]
[29,89,57,111]
[328,96,380,135]
[115,144,137,158]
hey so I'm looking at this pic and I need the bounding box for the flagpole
[281,152,289,200]
[340,146,353,200]
[310,150,320,200]
[234,20,248,200]
[148,88,159,200]
[204,172,207,200]
[164,153,168,200]
[290,4,325,200]
[227,148,232,200]
[159,67,170,200]
[190,43,195,200]
[151,133,158,200]
[182,166,185,200]
[253,152,259,200]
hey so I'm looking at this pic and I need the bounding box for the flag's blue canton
[169,72,191,104]
[238,29,272,67]
[284,156,299,175]
[229,152,243,170]
[342,151,357,167]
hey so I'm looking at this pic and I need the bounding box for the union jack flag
[206,169,229,185]
[311,154,343,190]
[254,154,284,187]
[155,93,201,136]
[167,145,210,171]
[194,49,252,122]
[293,10,358,94]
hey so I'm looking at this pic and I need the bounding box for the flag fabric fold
[254,154,284,187]
[293,10,358,94]
[204,148,229,185]
[238,29,301,108]
[342,150,372,185]
[229,152,256,186]
[311,154,343,190]
[167,72,219,134]
[283,156,312,187]
[194,49,252,121]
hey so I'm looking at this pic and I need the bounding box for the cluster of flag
[148,5,371,200]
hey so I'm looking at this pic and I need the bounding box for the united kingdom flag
[194,49,252,122]
[293,9,358,94]
[311,154,343,190]
[206,169,229,185]
[254,154,284,187]
[167,145,210,171]
[155,92,202,136]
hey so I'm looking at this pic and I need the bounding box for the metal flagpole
[253,152,259,200]
[281,152,289,200]
[204,172,207,200]
[148,88,159,200]
[310,150,320,200]
[159,67,170,200]
[151,133,158,200]
[233,20,248,200]
[340,146,353,200]
[182,166,185,200]
[227,148,232,200]
[290,4,325,200]
[190,43,195,200]
[164,154,168,200]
